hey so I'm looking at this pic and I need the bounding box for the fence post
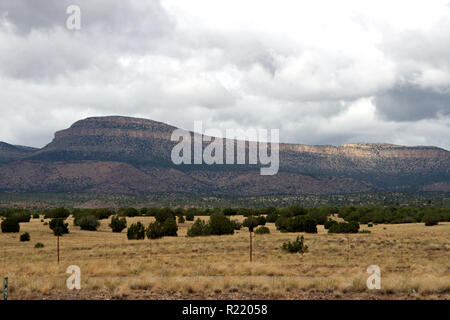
[3,277,8,300]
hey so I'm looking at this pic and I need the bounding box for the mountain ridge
[0,116,448,196]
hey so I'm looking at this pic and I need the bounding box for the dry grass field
[1,216,449,300]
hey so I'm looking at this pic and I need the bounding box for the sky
[0,0,449,150]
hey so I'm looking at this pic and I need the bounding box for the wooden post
[57,235,60,264]
[249,231,253,263]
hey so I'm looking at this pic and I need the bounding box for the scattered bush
[155,208,175,223]
[127,222,146,240]
[324,219,338,230]
[1,218,20,233]
[146,221,165,239]
[208,213,235,235]
[359,229,371,233]
[162,218,178,236]
[367,223,373,227]
[187,218,211,237]
[266,212,280,223]
[32,213,40,219]
[34,242,45,248]
[256,216,267,226]
[282,236,308,254]
[254,226,270,234]
[423,214,439,226]
[243,216,259,232]
[328,221,359,233]
[49,218,69,236]
[185,211,195,221]
[78,215,100,231]
[45,207,70,219]
[110,215,127,233]
[231,219,242,230]
[275,215,318,233]
[20,232,30,241]
[118,207,139,217]
[178,215,185,224]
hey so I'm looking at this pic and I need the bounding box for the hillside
[0,116,448,196]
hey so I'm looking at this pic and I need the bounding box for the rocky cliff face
[0,142,38,163]
[0,116,448,195]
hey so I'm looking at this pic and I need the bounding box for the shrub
[1,218,20,233]
[155,208,175,223]
[359,230,371,233]
[109,215,127,233]
[79,215,100,231]
[118,207,139,217]
[187,218,211,237]
[266,212,279,223]
[254,226,270,234]
[34,242,45,248]
[423,214,439,226]
[185,211,195,221]
[282,236,308,254]
[10,211,31,223]
[231,219,242,230]
[328,221,359,233]
[222,208,237,216]
[208,213,235,235]
[45,207,70,219]
[324,219,338,230]
[33,213,40,219]
[367,223,373,227]
[20,232,30,241]
[127,222,145,240]
[146,221,165,239]
[275,215,318,233]
[49,218,69,236]
[162,218,178,236]
[243,216,259,232]
[256,216,267,226]
[92,208,114,220]
[178,215,185,224]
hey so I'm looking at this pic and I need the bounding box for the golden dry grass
[1,216,449,300]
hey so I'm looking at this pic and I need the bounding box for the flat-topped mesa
[280,142,447,158]
[54,116,178,140]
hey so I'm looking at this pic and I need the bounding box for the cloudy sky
[0,0,449,149]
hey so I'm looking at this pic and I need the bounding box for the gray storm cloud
[0,0,449,150]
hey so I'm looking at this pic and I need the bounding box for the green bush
[209,213,234,235]
[367,223,373,227]
[266,212,280,223]
[187,218,211,237]
[1,218,20,233]
[45,207,70,219]
[49,218,69,236]
[146,221,165,239]
[254,226,270,234]
[243,216,259,232]
[256,216,267,226]
[178,215,185,224]
[328,221,359,233]
[10,211,31,223]
[109,215,127,233]
[162,218,178,236]
[34,242,45,248]
[275,215,317,233]
[78,215,100,231]
[33,213,40,219]
[185,211,195,221]
[127,222,145,240]
[282,236,308,254]
[359,230,371,233]
[231,219,242,230]
[118,207,139,217]
[155,208,175,223]
[423,214,439,226]
[324,219,338,230]
[20,232,30,241]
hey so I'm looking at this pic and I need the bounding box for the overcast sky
[0,0,449,150]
